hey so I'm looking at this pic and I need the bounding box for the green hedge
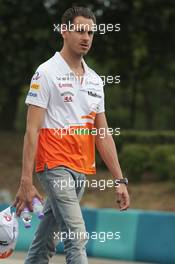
[167,155,175,181]
[96,131,175,182]
[119,145,152,182]
[114,130,175,151]
[119,144,175,182]
[151,146,175,181]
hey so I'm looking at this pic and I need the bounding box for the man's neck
[60,48,83,71]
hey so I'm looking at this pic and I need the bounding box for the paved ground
[2,252,150,264]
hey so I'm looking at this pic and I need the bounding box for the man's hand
[13,105,45,217]
[115,184,130,211]
[13,180,43,217]
[95,113,130,210]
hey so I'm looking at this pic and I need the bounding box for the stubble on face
[65,16,95,56]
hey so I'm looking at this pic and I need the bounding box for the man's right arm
[13,105,46,216]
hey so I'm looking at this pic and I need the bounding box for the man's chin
[80,50,88,55]
[76,48,89,56]
[71,48,89,57]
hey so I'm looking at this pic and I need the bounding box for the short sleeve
[96,81,105,114]
[96,96,105,113]
[25,70,50,109]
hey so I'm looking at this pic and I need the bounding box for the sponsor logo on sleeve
[31,83,40,90]
[28,91,37,97]
[32,71,41,81]
[90,103,100,112]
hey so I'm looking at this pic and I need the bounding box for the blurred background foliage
[0,0,175,189]
[0,0,175,131]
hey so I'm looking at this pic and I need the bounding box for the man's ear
[60,24,67,39]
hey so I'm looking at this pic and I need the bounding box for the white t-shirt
[25,52,105,174]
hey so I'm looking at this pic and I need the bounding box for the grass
[0,131,175,211]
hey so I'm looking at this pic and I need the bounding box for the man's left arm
[95,112,130,210]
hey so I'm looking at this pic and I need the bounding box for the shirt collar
[54,52,89,76]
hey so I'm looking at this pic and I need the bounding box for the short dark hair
[61,6,96,25]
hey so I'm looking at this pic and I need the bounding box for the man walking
[14,6,130,264]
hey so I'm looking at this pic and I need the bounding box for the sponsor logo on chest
[60,91,74,102]
[58,83,73,88]
[88,91,102,98]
